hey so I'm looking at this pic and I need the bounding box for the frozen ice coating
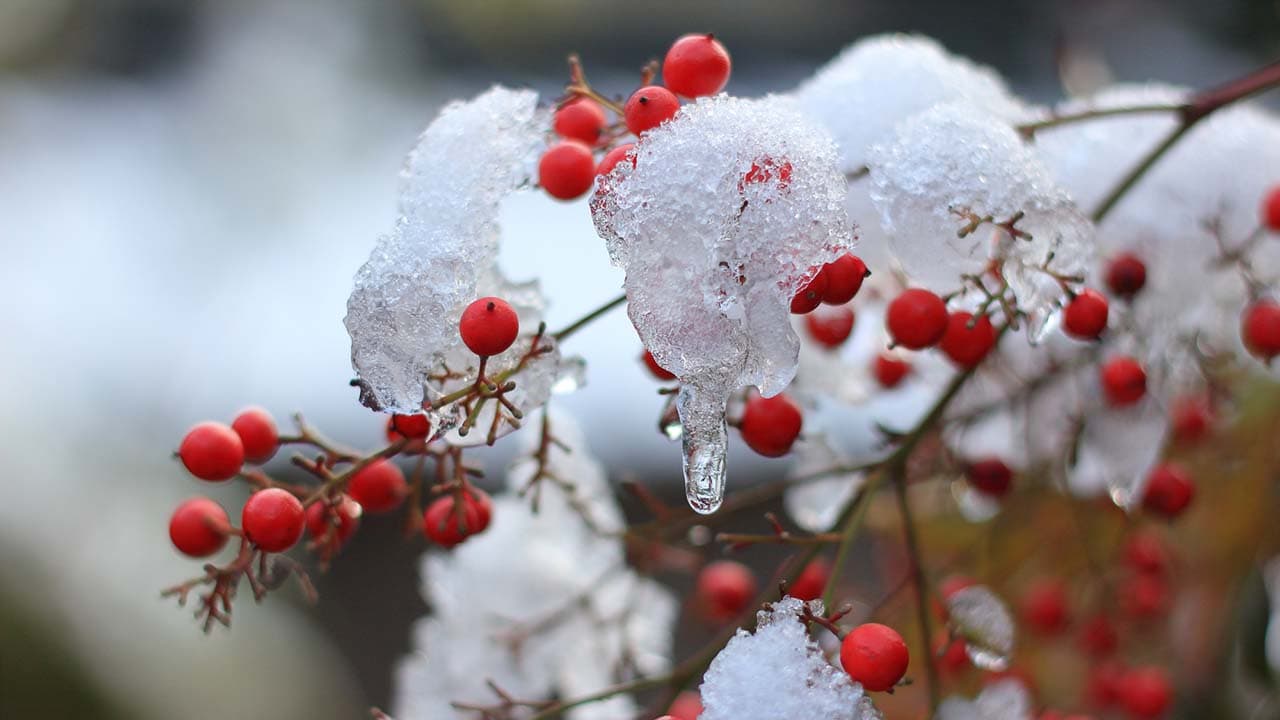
[1067,397,1167,507]
[591,94,854,513]
[946,585,1015,671]
[700,597,881,720]
[869,102,1095,324]
[1037,85,1280,380]
[345,86,549,415]
[393,411,677,718]
[792,34,1026,174]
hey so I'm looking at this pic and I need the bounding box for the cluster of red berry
[689,557,910,694]
[539,34,732,201]
[164,296,533,628]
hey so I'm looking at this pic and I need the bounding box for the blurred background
[0,1,1276,717]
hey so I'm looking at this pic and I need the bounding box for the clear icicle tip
[677,385,728,514]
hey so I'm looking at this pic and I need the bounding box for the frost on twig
[868,102,1095,334]
[591,94,854,513]
[393,411,676,720]
[345,86,563,426]
[699,597,881,720]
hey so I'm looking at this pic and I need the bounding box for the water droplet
[677,385,728,514]
[658,395,683,441]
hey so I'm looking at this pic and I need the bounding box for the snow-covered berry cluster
[155,28,1280,720]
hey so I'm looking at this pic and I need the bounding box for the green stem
[553,293,627,342]
[892,462,940,711]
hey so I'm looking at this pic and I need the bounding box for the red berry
[423,494,483,548]
[940,312,996,368]
[539,140,596,200]
[460,296,520,357]
[1119,666,1171,719]
[666,691,703,720]
[1242,298,1280,361]
[465,487,493,534]
[552,97,607,145]
[231,407,278,464]
[886,288,949,349]
[1121,573,1169,620]
[1123,531,1170,575]
[386,416,428,454]
[1100,356,1147,407]
[820,254,868,305]
[389,413,432,439]
[840,623,909,692]
[1087,662,1126,709]
[790,268,829,314]
[742,157,793,189]
[940,575,976,601]
[642,349,677,381]
[789,558,831,601]
[696,560,757,622]
[739,392,803,458]
[1078,614,1119,658]
[596,143,636,176]
[178,421,245,482]
[305,494,362,544]
[1169,395,1213,445]
[965,457,1013,498]
[1063,289,1109,340]
[805,306,855,348]
[873,353,911,389]
[347,459,408,513]
[936,632,971,675]
[624,86,680,135]
[242,488,306,553]
[168,497,230,558]
[1021,579,1070,635]
[1105,253,1147,299]
[662,33,731,98]
[1142,463,1194,519]
[1262,185,1280,232]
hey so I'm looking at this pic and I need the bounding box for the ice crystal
[592,94,854,513]
[699,597,881,720]
[946,585,1015,671]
